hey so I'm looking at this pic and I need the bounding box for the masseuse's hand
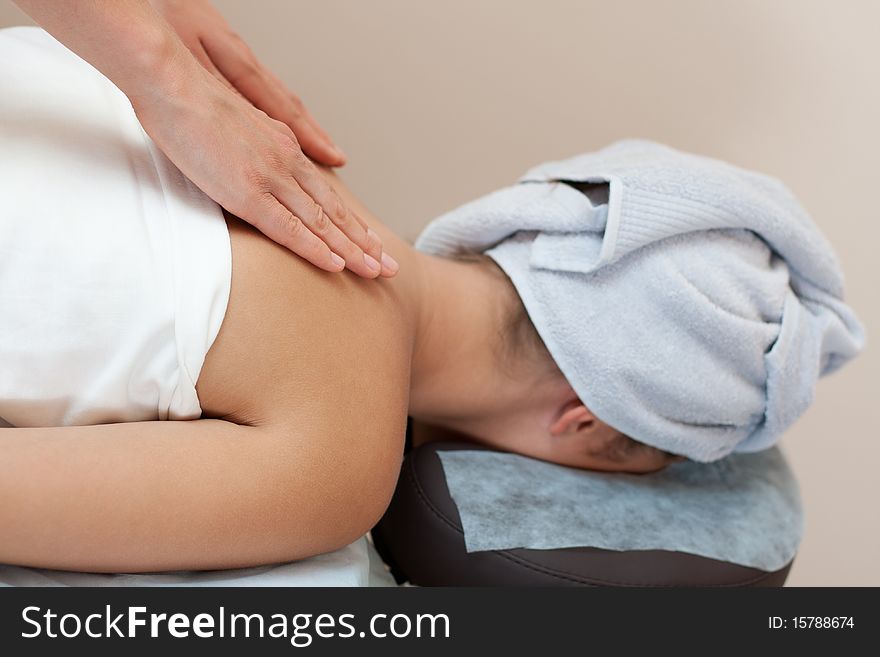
[144,0,395,278]
[13,0,397,278]
[134,45,395,279]
[147,0,344,170]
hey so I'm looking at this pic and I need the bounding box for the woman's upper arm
[0,417,384,573]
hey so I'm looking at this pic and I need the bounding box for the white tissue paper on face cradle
[437,446,802,571]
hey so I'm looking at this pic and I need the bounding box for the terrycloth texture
[416,140,865,461]
[437,447,802,571]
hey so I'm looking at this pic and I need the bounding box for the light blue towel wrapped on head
[415,140,865,462]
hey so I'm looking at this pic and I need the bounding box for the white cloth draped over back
[0,27,231,427]
[0,27,393,588]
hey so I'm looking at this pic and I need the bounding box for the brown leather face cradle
[371,441,793,587]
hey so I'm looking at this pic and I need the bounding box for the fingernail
[330,252,345,270]
[333,145,347,160]
[364,253,381,273]
[381,252,399,274]
[367,227,380,243]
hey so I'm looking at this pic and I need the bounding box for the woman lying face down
[0,162,681,575]
[405,251,684,473]
[5,29,860,575]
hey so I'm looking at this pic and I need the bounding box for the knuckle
[309,204,330,234]
[273,132,307,165]
[237,40,255,58]
[228,59,260,86]
[270,124,298,150]
[289,96,305,114]
[244,168,273,196]
[276,121,296,140]
[267,134,305,172]
[278,212,304,241]
[286,101,303,119]
[330,194,348,224]
[288,144,309,166]
[237,63,260,83]
[265,148,287,172]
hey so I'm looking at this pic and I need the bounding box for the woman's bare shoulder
[196,214,412,477]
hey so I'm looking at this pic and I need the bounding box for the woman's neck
[319,167,523,424]
[406,251,517,424]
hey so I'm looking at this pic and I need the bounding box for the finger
[290,96,348,167]
[378,249,400,277]
[250,75,344,167]
[205,37,345,167]
[251,193,346,274]
[342,208,397,278]
[278,143,385,264]
[262,70,345,167]
[191,39,241,96]
[273,174,383,279]
[294,97,334,148]
[201,34,278,106]
[340,204,395,277]
[286,111,346,168]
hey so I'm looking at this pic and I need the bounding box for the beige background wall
[2,0,877,586]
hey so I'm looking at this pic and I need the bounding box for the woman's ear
[549,400,596,437]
